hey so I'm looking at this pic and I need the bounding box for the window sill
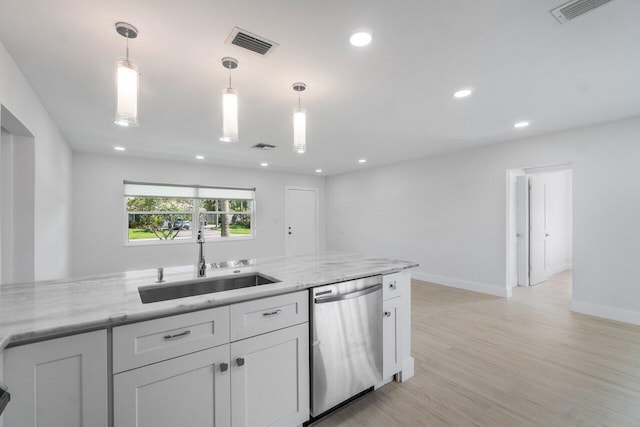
[124,235,255,247]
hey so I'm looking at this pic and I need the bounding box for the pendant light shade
[293,106,306,154]
[292,82,307,154]
[114,22,139,127]
[221,87,238,142]
[115,60,138,127]
[220,57,239,143]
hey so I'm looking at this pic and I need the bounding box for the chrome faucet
[197,213,206,277]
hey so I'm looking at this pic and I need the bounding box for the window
[124,182,255,245]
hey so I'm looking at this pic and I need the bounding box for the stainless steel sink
[138,273,280,304]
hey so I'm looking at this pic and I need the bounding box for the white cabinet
[231,323,309,427]
[112,290,310,427]
[113,344,230,427]
[383,297,403,379]
[382,271,414,383]
[3,330,108,427]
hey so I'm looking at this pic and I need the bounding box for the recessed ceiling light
[260,162,268,167]
[349,30,372,47]
[114,146,125,151]
[358,159,367,164]
[315,169,323,173]
[514,121,530,129]
[195,155,204,160]
[453,89,472,98]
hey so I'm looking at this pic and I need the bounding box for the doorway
[285,186,318,257]
[507,165,572,290]
[1,105,35,284]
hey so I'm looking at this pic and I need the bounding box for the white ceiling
[0,0,639,175]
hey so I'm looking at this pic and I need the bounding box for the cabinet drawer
[383,273,403,300]
[230,290,308,341]
[113,306,230,373]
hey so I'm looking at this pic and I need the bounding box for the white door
[516,175,530,286]
[529,175,549,285]
[285,187,317,256]
[230,323,309,427]
[113,345,231,427]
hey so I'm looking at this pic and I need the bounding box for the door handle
[220,363,229,372]
[236,357,245,367]
[384,311,392,317]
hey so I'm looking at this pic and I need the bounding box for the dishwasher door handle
[314,284,382,304]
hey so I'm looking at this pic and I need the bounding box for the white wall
[0,128,35,284]
[71,153,326,276]
[0,41,72,281]
[326,116,640,324]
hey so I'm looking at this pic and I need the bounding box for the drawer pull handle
[163,330,191,340]
[237,357,245,367]
[220,363,229,372]
[384,311,392,317]
[388,281,397,290]
[262,309,282,317]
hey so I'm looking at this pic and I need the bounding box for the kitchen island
[0,252,417,427]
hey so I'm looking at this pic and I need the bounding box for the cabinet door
[4,330,108,427]
[383,297,403,379]
[114,344,230,427]
[231,323,309,427]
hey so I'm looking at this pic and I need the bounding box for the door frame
[505,163,573,295]
[284,186,319,257]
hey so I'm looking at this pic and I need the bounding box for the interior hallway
[316,271,640,426]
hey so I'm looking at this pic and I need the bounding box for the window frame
[123,182,256,247]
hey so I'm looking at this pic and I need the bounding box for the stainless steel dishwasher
[310,275,383,416]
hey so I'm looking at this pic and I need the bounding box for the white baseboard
[571,300,640,326]
[399,356,415,383]
[549,263,572,276]
[412,271,509,298]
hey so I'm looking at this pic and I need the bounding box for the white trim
[284,186,320,256]
[524,163,573,175]
[571,300,640,326]
[412,271,511,298]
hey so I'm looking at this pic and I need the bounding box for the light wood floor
[315,271,640,426]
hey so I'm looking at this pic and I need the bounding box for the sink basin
[138,273,280,304]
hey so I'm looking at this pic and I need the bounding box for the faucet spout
[197,213,206,277]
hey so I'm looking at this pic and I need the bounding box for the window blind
[123,181,255,200]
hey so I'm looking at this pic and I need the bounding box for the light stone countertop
[0,252,417,351]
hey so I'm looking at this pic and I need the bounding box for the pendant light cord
[125,32,130,62]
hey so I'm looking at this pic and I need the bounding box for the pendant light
[114,22,139,127]
[292,82,307,154]
[220,57,239,143]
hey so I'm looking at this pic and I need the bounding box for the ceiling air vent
[550,0,614,23]
[226,27,278,56]
[251,143,277,150]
